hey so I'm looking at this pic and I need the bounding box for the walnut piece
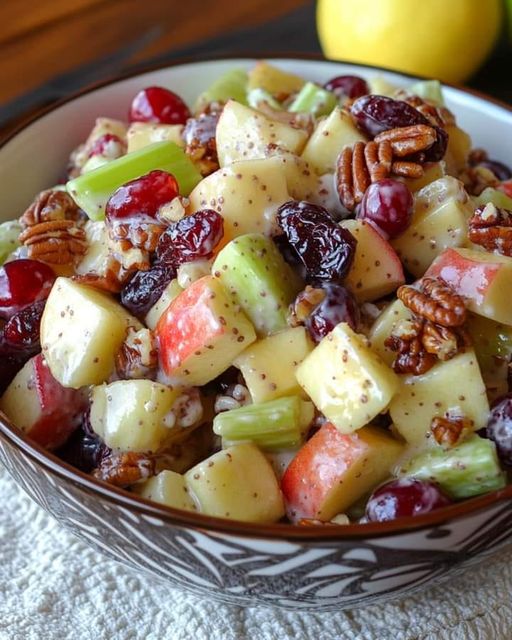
[116,327,158,380]
[93,452,155,487]
[384,318,437,375]
[468,203,512,255]
[431,415,473,447]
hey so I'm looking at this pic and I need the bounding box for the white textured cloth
[1,465,511,640]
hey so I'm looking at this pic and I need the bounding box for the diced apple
[0,354,86,449]
[269,152,319,201]
[340,219,405,302]
[247,61,305,95]
[389,349,489,448]
[234,326,314,403]
[281,422,404,521]
[75,220,109,276]
[126,122,184,154]
[405,162,445,192]
[296,323,399,433]
[90,379,180,452]
[444,125,472,176]
[144,279,183,330]
[392,177,472,277]
[40,277,140,388]
[185,442,285,523]
[425,247,512,326]
[216,100,308,167]
[301,107,366,175]
[367,299,412,367]
[134,470,197,511]
[188,157,290,247]
[156,275,256,386]
[212,233,302,336]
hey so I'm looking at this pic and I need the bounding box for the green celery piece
[66,141,201,220]
[475,187,512,210]
[247,88,283,111]
[408,80,445,105]
[401,435,506,500]
[288,82,337,117]
[214,396,313,450]
[0,220,22,264]
[212,233,303,336]
[195,68,248,111]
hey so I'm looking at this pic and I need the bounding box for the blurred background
[1,0,511,134]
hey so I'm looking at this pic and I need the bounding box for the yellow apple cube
[134,470,197,511]
[367,299,412,367]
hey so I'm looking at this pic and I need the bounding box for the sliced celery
[195,68,248,111]
[474,187,512,210]
[214,396,313,450]
[288,82,337,117]
[0,220,21,264]
[408,80,444,105]
[66,141,201,220]
[247,88,283,111]
[401,435,506,499]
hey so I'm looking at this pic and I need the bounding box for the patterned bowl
[1,58,512,612]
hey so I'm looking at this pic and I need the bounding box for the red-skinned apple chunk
[156,275,256,386]
[281,422,404,521]
[0,354,86,449]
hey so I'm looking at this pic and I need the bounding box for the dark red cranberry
[156,209,224,268]
[88,133,127,159]
[57,414,110,474]
[350,95,428,137]
[0,348,27,394]
[323,75,369,100]
[486,395,512,466]
[478,160,512,181]
[277,201,357,283]
[129,86,191,125]
[423,125,448,163]
[0,259,55,320]
[305,284,359,342]
[365,478,451,522]
[3,298,46,353]
[105,170,179,223]
[358,179,413,239]
[120,264,175,319]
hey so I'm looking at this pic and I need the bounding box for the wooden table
[1,0,309,105]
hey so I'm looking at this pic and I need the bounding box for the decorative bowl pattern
[1,57,512,611]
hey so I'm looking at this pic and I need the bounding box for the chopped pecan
[421,321,470,360]
[468,203,512,255]
[431,415,473,447]
[93,452,155,487]
[384,318,437,375]
[397,277,466,328]
[20,189,81,228]
[183,112,220,176]
[374,124,437,158]
[116,327,158,380]
[19,219,87,265]
[288,286,326,327]
[459,165,499,196]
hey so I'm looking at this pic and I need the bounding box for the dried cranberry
[0,348,27,394]
[105,170,179,223]
[478,160,512,181]
[423,125,448,163]
[351,95,428,137]
[88,133,127,159]
[486,395,512,466]
[276,201,357,283]
[156,209,224,268]
[305,284,359,342]
[57,414,110,474]
[365,478,451,522]
[3,298,46,354]
[358,179,413,239]
[323,75,369,100]
[120,264,175,319]
[129,86,191,125]
[0,259,55,320]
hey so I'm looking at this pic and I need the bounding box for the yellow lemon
[317,0,502,84]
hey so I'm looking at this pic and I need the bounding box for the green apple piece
[368,299,412,367]
[401,435,506,499]
[475,187,512,210]
[212,233,302,336]
[296,323,399,433]
[75,220,109,276]
[216,100,308,167]
[301,107,366,175]
[185,442,285,523]
[188,157,290,246]
[234,326,314,403]
[288,82,337,116]
[247,88,283,111]
[369,76,398,96]
[90,379,180,452]
[0,220,21,264]
[134,470,197,511]
[341,219,405,302]
[66,141,201,220]
[145,278,183,330]
[247,61,305,95]
[389,350,489,449]
[214,396,314,450]
[408,80,444,105]
[127,122,184,153]
[195,68,248,111]
[392,177,472,278]
[40,277,140,388]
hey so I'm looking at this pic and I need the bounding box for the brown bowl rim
[1,53,512,542]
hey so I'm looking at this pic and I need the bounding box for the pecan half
[468,203,512,255]
[116,327,158,380]
[374,124,437,158]
[19,219,87,265]
[397,277,466,328]
[431,415,473,447]
[20,189,81,228]
[93,452,155,487]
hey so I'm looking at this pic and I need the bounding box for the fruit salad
[1,61,512,526]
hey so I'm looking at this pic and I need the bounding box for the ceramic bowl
[1,57,512,612]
